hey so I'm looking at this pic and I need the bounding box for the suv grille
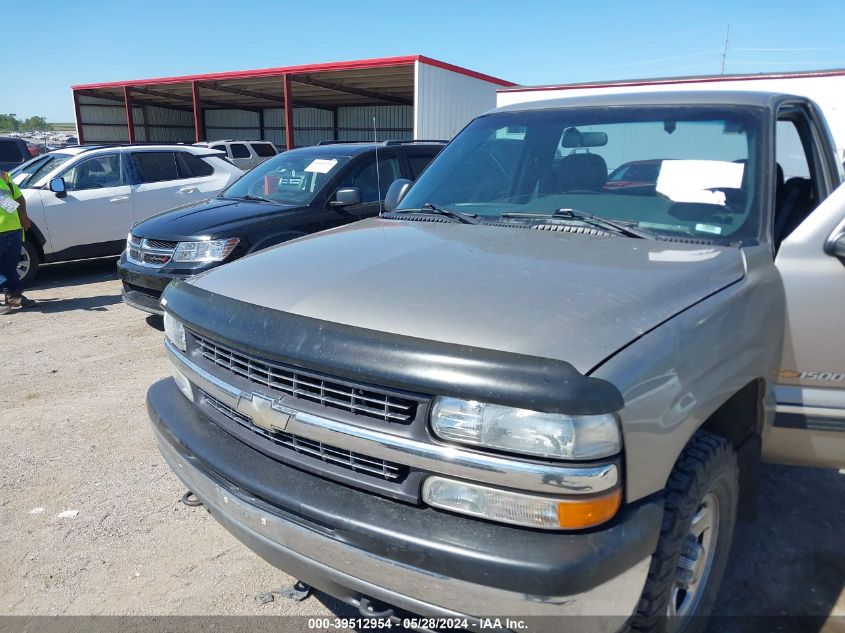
[200,389,407,481]
[194,335,417,423]
[127,235,178,268]
[145,238,178,249]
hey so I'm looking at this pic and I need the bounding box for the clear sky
[5,0,845,121]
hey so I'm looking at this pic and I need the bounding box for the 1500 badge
[779,369,845,382]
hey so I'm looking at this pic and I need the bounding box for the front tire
[18,240,40,286]
[630,431,739,633]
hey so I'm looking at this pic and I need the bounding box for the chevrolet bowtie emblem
[236,392,298,433]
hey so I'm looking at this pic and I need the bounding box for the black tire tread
[628,430,739,633]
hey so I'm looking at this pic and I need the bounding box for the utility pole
[720,24,730,74]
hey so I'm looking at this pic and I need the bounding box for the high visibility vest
[0,172,23,234]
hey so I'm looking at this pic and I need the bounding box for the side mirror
[824,231,845,258]
[383,179,413,212]
[49,177,67,198]
[330,187,362,207]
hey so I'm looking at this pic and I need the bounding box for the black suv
[118,140,444,315]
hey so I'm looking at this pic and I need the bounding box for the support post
[123,86,136,144]
[191,81,204,143]
[332,107,338,141]
[141,105,151,143]
[283,74,294,150]
[72,90,85,145]
[258,109,265,141]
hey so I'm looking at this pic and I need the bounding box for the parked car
[5,145,242,284]
[603,158,663,192]
[0,136,45,170]
[148,92,845,632]
[118,140,445,315]
[195,140,278,171]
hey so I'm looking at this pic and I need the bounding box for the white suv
[198,140,278,171]
[6,145,243,284]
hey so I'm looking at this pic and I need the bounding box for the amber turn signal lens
[557,488,622,529]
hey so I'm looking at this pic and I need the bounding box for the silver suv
[149,92,845,632]
[198,140,278,170]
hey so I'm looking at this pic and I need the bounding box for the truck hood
[132,197,301,240]
[189,219,746,373]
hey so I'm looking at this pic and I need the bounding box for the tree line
[0,114,53,132]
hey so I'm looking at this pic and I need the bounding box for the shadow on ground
[706,464,844,633]
[27,256,119,290]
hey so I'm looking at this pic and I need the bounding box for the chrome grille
[127,234,177,269]
[146,238,178,249]
[194,335,416,423]
[200,389,406,481]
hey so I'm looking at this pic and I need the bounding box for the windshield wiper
[235,194,274,203]
[500,209,656,239]
[552,209,656,239]
[392,202,480,225]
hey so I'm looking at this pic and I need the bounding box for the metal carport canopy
[71,55,513,147]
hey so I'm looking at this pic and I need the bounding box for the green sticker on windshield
[695,223,723,235]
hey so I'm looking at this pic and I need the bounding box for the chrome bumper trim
[166,340,619,494]
[155,424,649,618]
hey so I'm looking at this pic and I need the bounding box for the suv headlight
[163,312,186,352]
[430,396,621,460]
[172,238,239,263]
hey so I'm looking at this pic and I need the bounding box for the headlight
[430,397,621,460]
[423,477,621,530]
[172,238,239,262]
[163,312,186,352]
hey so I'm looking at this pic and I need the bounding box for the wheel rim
[667,492,720,622]
[17,247,30,280]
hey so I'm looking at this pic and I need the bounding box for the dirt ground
[0,258,842,631]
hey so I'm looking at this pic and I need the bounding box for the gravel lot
[0,258,842,631]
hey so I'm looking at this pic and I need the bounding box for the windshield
[221,151,349,205]
[398,106,763,241]
[10,152,74,188]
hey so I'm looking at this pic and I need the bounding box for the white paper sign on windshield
[656,160,744,205]
[304,158,338,174]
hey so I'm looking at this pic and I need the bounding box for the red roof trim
[417,56,515,86]
[498,68,845,93]
[72,55,514,91]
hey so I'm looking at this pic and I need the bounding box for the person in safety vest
[0,170,33,313]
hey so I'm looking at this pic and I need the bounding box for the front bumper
[148,378,662,629]
[118,257,187,316]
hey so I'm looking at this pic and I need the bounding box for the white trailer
[497,69,845,161]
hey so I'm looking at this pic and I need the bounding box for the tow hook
[358,596,394,619]
[180,490,203,507]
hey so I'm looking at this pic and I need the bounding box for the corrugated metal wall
[260,107,334,146]
[413,61,499,140]
[257,106,411,146]
[337,105,412,142]
[205,109,260,141]
[77,94,194,143]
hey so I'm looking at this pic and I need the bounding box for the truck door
[769,104,845,468]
